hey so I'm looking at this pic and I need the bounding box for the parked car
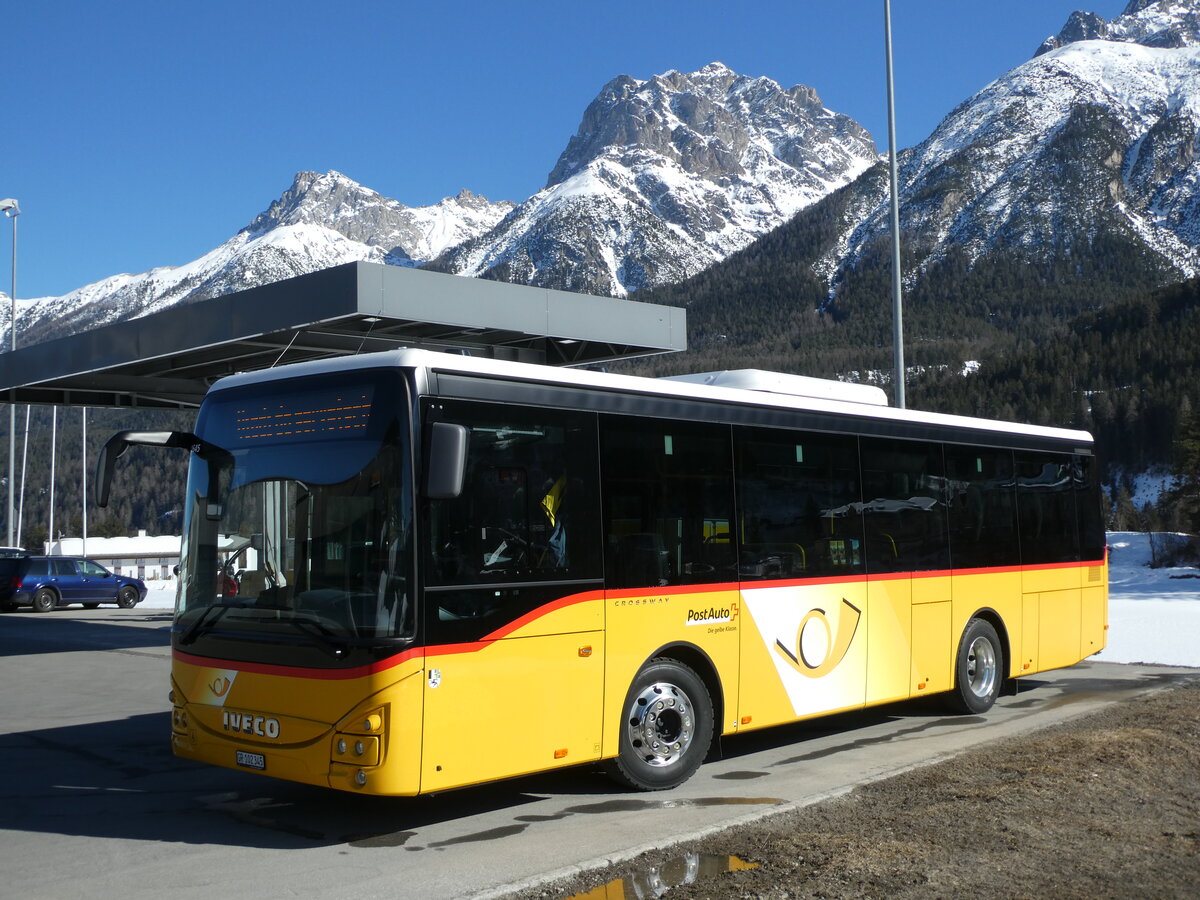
[0,547,28,559]
[0,556,148,612]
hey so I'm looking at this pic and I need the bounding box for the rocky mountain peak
[245,170,389,236]
[440,62,877,297]
[545,63,870,191]
[1036,0,1200,55]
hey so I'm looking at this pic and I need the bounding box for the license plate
[236,750,266,770]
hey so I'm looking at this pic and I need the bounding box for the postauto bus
[97,349,1107,795]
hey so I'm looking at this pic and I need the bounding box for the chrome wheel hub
[625,681,695,768]
[966,636,998,699]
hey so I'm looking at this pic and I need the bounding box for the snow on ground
[137,531,1200,667]
[1097,531,1200,668]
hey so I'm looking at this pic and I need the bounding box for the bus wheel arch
[605,646,718,791]
[968,607,1012,681]
[948,613,1006,714]
[647,641,725,735]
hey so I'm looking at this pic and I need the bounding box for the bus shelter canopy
[0,262,686,409]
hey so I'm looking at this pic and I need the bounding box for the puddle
[567,853,757,899]
[562,797,780,815]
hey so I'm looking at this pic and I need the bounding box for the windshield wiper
[176,601,254,645]
[284,615,350,659]
[177,602,351,658]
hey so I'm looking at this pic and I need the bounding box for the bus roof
[209,347,1095,449]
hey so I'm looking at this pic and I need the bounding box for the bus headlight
[332,734,379,766]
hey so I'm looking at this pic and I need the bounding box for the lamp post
[0,199,18,544]
[884,1,906,409]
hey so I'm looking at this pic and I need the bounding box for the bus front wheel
[948,618,1003,714]
[606,658,713,791]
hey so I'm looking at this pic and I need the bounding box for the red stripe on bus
[481,589,605,641]
[172,646,425,681]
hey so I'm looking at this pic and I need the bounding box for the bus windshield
[176,370,413,656]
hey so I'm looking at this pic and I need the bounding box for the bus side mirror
[425,423,468,499]
[95,430,209,508]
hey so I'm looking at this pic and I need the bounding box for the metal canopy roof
[0,262,686,409]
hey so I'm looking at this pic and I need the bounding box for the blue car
[0,556,148,612]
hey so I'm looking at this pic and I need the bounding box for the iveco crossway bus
[97,349,1107,795]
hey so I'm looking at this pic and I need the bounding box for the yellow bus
[98,349,1107,794]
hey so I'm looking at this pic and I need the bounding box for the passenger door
[419,402,605,791]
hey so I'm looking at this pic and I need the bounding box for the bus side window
[1015,452,1080,564]
[600,416,735,589]
[859,438,950,574]
[424,403,601,587]
[1075,455,1106,562]
[734,427,863,579]
[945,446,1018,570]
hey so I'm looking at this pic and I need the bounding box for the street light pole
[884,0,906,409]
[0,199,19,544]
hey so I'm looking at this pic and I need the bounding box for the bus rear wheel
[606,658,713,791]
[948,618,1003,714]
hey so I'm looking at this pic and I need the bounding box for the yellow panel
[1021,593,1039,674]
[866,576,911,706]
[950,569,1021,677]
[1037,589,1083,672]
[1023,563,1080,594]
[736,591,803,730]
[911,601,951,696]
[1081,585,1107,659]
[912,572,951,605]
[602,588,741,755]
[737,581,868,726]
[422,632,603,791]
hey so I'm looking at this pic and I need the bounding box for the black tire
[0,602,17,612]
[606,658,714,791]
[32,588,57,613]
[117,587,139,609]
[947,618,1003,714]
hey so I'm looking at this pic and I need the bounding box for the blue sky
[3,1,1124,300]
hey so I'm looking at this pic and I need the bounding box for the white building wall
[48,530,182,580]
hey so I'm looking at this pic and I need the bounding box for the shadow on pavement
[0,610,173,658]
[0,709,627,850]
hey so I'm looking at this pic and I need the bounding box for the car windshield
[176,369,413,654]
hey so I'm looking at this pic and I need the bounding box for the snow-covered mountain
[13,171,515,345]
[810,0,1200,299]
[434,62,878,297]
[1036,0,1200,55]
